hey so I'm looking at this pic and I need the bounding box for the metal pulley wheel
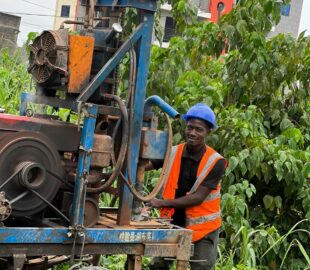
[0,132,62,216]
[68,197,100,227]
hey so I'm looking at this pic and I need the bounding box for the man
[149,103,226,270]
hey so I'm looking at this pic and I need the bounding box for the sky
[0,0,310,46]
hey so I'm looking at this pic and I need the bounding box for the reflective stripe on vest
[186,211,221,226]
[160,145,178,198]
[188,152,223,194]
[203,190,221,202]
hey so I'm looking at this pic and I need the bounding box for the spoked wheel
[0,131,62,217]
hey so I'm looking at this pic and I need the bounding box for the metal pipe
[144,95,180,119]
[88,0,95,28]
[59,20,84,29]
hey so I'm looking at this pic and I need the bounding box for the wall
[208,0,234,23]
[53,0,78,30]
[0,12,21,54]
[268,0,304,39]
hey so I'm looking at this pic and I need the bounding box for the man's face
[185,118,209,148]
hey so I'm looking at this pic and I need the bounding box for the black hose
[86,94,128,193]
[119,112,173,202]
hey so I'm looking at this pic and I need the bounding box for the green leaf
[274,196,282,209]
[240,161,247,176]
[263,1,273,14]
[303,162,310,179]
[245,188,253,199]
[240,128,250,138]
[280,118,294,131]
[239,149,250,161]
[236,20,247,36]
[228,156,239,172]
[263,195,274,211]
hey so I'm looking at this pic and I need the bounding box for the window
[163,17,176,42]
[61,5,70,17]
[280,3,290,16]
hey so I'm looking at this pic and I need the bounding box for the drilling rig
[0,0,192,269]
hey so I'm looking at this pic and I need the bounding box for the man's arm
[149,185,212,209]
[149,159,226,209]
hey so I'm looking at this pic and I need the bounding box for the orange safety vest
[160,143,224,242]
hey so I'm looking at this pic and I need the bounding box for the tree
[147,0,310,268]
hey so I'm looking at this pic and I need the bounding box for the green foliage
[148,0,310,268]
[25,31,38,55]
[0,48,33,114]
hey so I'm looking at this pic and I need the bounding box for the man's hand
[148,198,166,209]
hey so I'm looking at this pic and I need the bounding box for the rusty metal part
[0,192,11,222]
[119,113,173,202]
[60,20,84,29]
[83,197,100,227]
[175,260,188,270]
[0,114,81,152]
[0,243,145,258]
[86,94,129,194]
[127,254,142,270]
[131,160,147,222]
[67,170,112,186]
[0,132,62,217]
[24,255,69,269]
[67,35,95,93]
[15,162,46,190]
[13,253,26,270]
[67,196,100,228]
[91,134,112,168]
[28,29,69,84]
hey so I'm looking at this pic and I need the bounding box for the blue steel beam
[71,104,98,226]
[77,22,145,102]
[117,10,155,225]
[0,227,190,244]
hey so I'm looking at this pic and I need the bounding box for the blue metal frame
[118,9,155,224]
[71,104,98,226]
[0,227,185,244]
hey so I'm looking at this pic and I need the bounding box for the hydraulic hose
[119,112,173,202]
[86,94,128,193]
[110,48,136,167]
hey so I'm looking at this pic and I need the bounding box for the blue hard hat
[182,103,216,129]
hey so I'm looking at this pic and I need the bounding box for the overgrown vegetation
[0,48,32,114]
[147,0,310,268]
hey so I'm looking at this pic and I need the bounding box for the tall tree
[148,0,310,268]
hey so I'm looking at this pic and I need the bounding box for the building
[268,0,304,39]
[53,0,78,30]
[0,12,21,54]
[157,0,235,47]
